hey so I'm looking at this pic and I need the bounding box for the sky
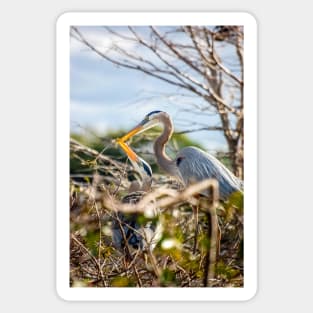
[70,26,231,153]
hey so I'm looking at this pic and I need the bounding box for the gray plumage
[112,191,158,251]
[176,146,243,200]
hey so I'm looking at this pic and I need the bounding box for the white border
[56,12,257,301]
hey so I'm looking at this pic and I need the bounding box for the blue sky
[70,27,229,153]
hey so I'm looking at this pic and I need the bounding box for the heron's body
[176,146,243,200]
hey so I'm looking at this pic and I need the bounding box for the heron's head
[119,111,170,142]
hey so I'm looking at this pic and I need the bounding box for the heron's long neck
[153,116,177,177]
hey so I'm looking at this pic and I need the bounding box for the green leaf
[160,269,177,286]
[111,277,135,287]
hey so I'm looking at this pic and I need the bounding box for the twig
[192,204,199,254]
[102,179,219,214]
[146,249,161,279]
[71,234,106,286]
[202,182,220,287]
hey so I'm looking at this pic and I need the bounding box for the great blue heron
[111,141,160,259]
[118,111,243,199]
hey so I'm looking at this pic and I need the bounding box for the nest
[69,138,244,287]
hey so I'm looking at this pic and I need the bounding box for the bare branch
[71,27,188,89]
[174,127,224,135]
[128,27,219,97]
[102,179,220,214]
[202,27,243,85]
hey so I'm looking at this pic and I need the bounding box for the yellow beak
[119,125,143,143]
[116,139,139,162]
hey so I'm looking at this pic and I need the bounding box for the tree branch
[174,127,224,135]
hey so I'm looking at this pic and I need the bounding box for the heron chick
[112,140,160,257]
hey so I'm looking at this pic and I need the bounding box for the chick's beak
[117,140,138,162]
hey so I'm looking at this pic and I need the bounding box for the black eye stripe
[147,110,162,117]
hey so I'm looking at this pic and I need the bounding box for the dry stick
[122,222,161,283]
[146,249,161,279]
[110,210,152,246]
[115,213,133,261]
[73,172,107,287]
[132,264,143,287]
[89,173,108,286]
[192,204,199,254]
[71,234,106,286]
[176,264,192,287]
[71,234,98,267]
[126,248,140,269]
[139,223,162,281]
[112,158,129,196]
[94,142,114,162]
[203,182,219,287]
[115,213,143,287]
[102,179,218,214]
[92,201,102,262]
[109,207,161,285]
[126,248,143,287]
[70,138,123,170]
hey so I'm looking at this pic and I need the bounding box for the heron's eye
[176,156,184,166]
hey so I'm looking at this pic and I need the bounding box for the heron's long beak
[119,124,144,142]
[116,140,139,162]
[118,118,157,143]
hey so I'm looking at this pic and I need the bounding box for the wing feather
[176,147,243,200]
